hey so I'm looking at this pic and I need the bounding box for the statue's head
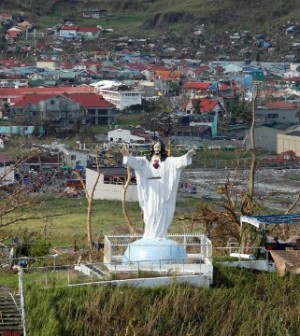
[147,140,168,162]
[153,142,161,155]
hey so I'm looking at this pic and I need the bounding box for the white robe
[123,154,192,239]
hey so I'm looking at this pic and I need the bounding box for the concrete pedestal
[122,238,187,264]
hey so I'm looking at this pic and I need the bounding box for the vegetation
[3,0,300,37]
[0,196,200,247]
[21,264,300,335]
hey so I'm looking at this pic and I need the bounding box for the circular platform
[122,238,187,264]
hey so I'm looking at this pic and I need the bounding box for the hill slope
[3,0,300,36]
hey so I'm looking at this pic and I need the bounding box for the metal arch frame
[240,214,300,229]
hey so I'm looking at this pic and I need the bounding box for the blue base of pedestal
[122,238,187,264]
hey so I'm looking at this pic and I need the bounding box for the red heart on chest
[153,160,160,169]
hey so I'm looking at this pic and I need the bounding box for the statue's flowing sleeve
[165,154,192,200]
[123,155,148,210]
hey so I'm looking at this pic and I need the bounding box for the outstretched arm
[186,148,196,157]
[121,144,146,170]
[121,144,130,157]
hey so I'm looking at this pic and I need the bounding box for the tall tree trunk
[248,85,258,205]
[86,198,93,259]
[73,153,101,262]
[122,167,137,235]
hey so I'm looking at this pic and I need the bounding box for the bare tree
[72,149,101,261]
[0,150,67,241]
[241,85,258,215]
[194,85,261,247]
[121,166,138,235]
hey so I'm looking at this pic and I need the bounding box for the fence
[104,233,213,264]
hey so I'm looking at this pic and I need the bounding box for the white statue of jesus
[121,141,195,239]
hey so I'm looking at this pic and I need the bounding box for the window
[267,114,278,119]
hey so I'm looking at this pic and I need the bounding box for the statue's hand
[187,148,196,157]
[121,144,130,156]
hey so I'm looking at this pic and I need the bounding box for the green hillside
[3,0,300,37]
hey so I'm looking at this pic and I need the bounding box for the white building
[223,63,244,74]
[100,87,143,110]
[49,143,89,168]
[62,149,89,168]
[90,81,143,110]
[108,128,149,143]
[59,25,78,39]
[86,167,138,201]
[0,154,15,185]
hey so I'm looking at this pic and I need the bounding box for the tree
[229,99,252,125]
[191,85,261,247]
[72,148,101,261]
[121,166,138,236]
[0,150,67,242]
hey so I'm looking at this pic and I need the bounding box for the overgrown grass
[285,174,300,182]
[23,264,300,336]
[0,196,199,247]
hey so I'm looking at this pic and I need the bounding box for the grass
[0,195,199,247]
[285,174,300,182]
[0,197,141,246]
[22,264,300,336]
[14,0,300,39]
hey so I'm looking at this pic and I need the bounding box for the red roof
[84,60,102,67]
[181,98,221,113]
[127,62,148,71]
[214,66,225,72]
[217,83,240,91]
[60,25,79,31]
[0,59,22,67]
[0,87,94,98]
[199,98,220,113]
[7,30,21,38]
[0,153,15,163]
[265,101,296,109]
[12,92,114,109]
[58,61,74,69]
[64,93,115,108]
[284,77,300,82]
[14,94,57,107]
[183,82,211,90]
[0,13,12,18]
[182,99,190,111]
[195,66,211,75]
[281,150,296,156]
[148,65,169,72]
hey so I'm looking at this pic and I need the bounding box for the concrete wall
[277,133,300,156]
[70,270,212,288]
[245,126,281,152]
[256,108,298,125]
[86,168,138,201]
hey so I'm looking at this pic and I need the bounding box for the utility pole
[14,265,27,336]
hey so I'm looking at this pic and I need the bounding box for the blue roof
[240,214,300,228]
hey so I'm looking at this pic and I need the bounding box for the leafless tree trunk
[242,85,258,215]
[122,167,137,235]
[73,151,101,261]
